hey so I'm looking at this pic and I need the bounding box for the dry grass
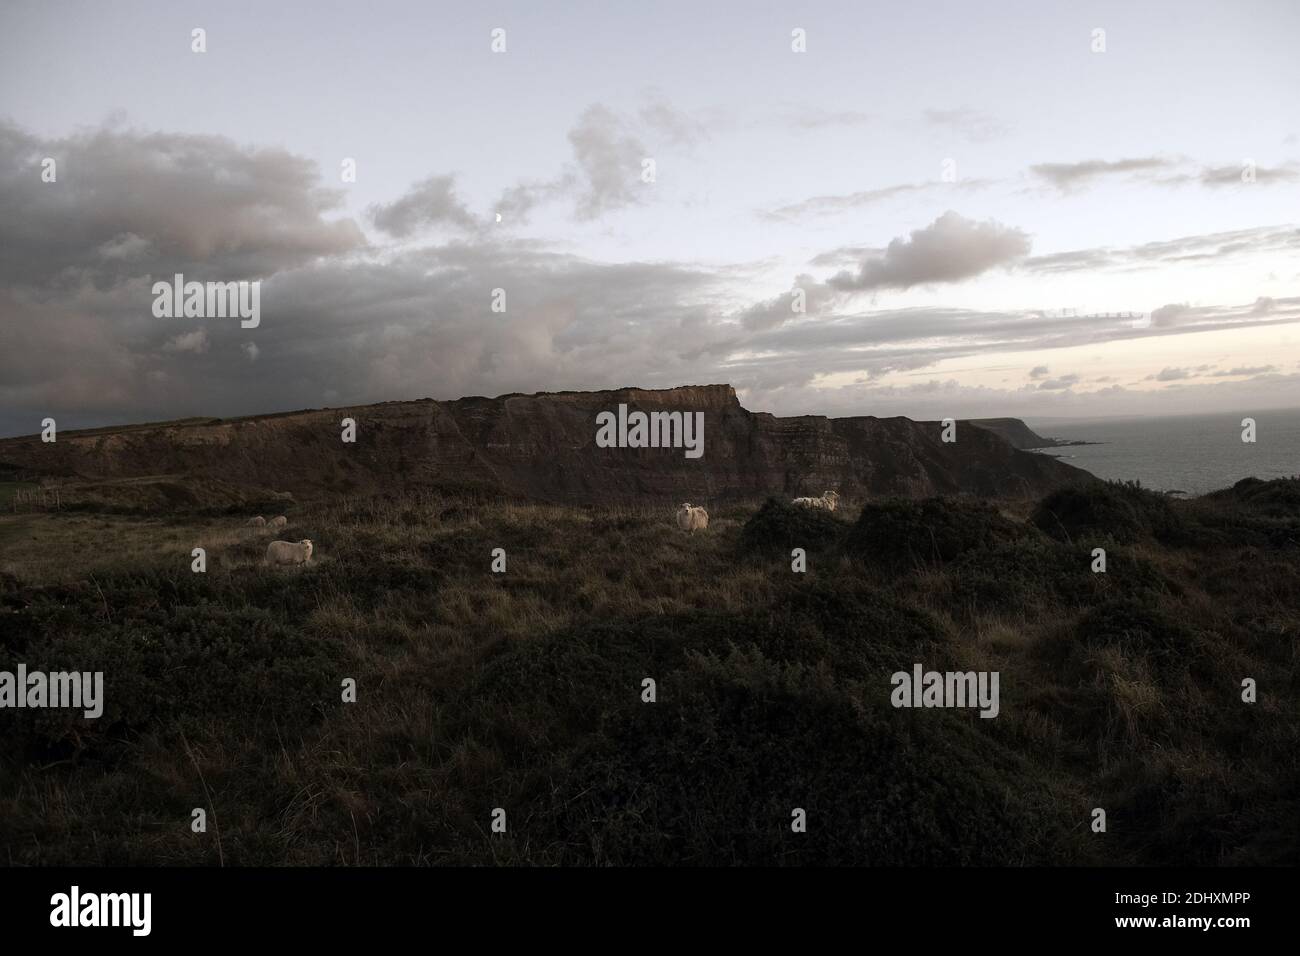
[1,485,1298,865]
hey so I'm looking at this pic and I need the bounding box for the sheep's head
[301,539,313,555]
[678,502,692,511]
[824,491,840,503]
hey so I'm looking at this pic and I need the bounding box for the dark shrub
[1210,476,1300,514]
[1079,597,1196,654]
[11,577,345,752]
[845,497,1021,573]
[944,538,1176,616]
[670,579,948,685]
[461,616,690,761]
[1102,755,1300,866]
[1191,478,1300,549]
[1044,597,1206,686]
[738,497,847,556]
[1032,480,1184,545]
[541,647,1072,865]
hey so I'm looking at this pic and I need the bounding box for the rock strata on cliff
[0,385,1091,506]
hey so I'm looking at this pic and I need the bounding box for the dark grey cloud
[0,238,727,434]
[1030,156,1175,190]
[724,295,1300,390]
[1029,365,1050,379]
[6,242,1299,437]
[737,276,837,332]
[0,120,364,291]
[828,211,1031,291]
[5,116,1299,438]
[368,175,478,237]
[1152,367,1192,381]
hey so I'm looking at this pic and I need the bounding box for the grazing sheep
[792,490,840,512]
[675,502,709,533]
[247,516,267,528]
[266,539,313,566]
[269,515,288,528]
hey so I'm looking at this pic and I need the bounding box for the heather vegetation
[1,479,1297,865]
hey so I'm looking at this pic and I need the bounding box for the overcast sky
[2,0,1299,436]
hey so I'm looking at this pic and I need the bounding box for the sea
[1026,409,1300,497]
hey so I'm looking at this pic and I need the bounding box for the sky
[1,0,1298,436]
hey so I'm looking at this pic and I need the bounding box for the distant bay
[1028,409,1300,496]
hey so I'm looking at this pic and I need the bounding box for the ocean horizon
[1028,408,1300,496]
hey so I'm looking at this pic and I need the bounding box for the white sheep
[791,490,840,512]
[266,539,314,566]
[247,516,267,528]
[675,502,709,533]
[269,515,288,528]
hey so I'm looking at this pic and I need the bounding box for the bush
[459,615,689,761]
[8,590,345,754]
[1190,477,1300,549]
[1032,480,1184,545]
[845,497,1021,573]
[644,579,950,690]
[943,538,1176,616]
[539,645,1074,864]
[1208,476,1300,515]
[8,575,345,754]
[1046,597,1205,685]
[738,498,848,556]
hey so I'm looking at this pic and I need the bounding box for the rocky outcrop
[0,385,1091,506]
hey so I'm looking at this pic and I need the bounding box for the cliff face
[968,418,1059,450]
[0,385,1090,505]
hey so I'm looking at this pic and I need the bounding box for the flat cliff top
[0,384,1091,506]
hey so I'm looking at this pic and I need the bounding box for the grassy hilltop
[1,479,1298,865]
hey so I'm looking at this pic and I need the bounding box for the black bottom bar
[1,866,1287,942]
